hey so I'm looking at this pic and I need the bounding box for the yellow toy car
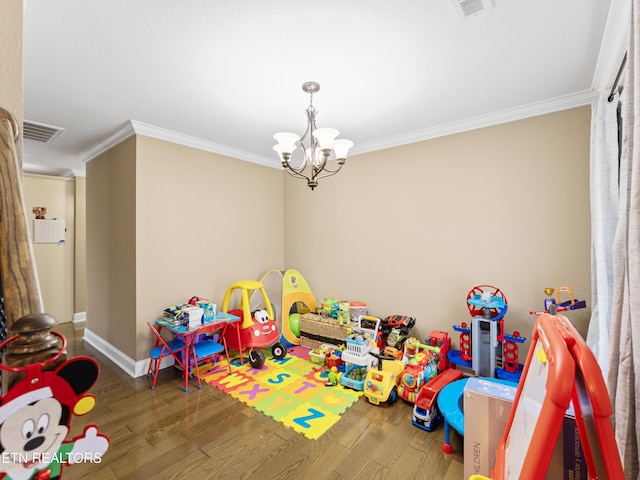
[363,352,406,406]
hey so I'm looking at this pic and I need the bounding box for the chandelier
[273,82,353,190]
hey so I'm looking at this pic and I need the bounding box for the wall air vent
[23,120,65,143]
[451,0,497,20]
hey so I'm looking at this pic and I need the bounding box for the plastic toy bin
[349,302,368,319]
[344,335,370,358]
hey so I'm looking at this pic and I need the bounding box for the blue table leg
[442,419,453,454]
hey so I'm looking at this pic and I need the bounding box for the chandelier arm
[310,151,337,179]
[281,153,310,177]
[312,163,345,181]
[283,168,313,184]
[282,161,311,180]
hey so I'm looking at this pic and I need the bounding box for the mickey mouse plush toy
[0,347,109,480]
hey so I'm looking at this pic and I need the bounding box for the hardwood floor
[55,322,464,480]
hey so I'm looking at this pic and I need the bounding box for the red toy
[399,337,440,403]
[412,368,464,432]
[221,280,287,368]
[426,329,450,372]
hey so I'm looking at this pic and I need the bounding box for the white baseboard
[73,311,87,323]
[83,328,164,378]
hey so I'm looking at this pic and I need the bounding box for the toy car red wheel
[271,342,287,360]
[249,349,265,368]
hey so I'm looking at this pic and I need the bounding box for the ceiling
[21,0,626,177]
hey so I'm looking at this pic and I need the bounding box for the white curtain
[606,2,640,477]
[587,91,621,379]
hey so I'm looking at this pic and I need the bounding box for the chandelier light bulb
[312,128,339,150]
[273,132,300,152]
[332,139,354,160]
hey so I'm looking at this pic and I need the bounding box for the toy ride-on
[221,279,287,368]
[398,337,440,403]
[363,351,405,406]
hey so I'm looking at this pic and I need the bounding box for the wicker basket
[300,313,353,349]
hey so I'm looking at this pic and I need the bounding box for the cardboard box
[464,378,516,480]
[181,306,203,327]
[463,377,587,480]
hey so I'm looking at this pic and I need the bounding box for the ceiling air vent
[23,120,65,143]
[451,0,497,20]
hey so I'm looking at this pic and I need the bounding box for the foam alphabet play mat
[201,345,362,440]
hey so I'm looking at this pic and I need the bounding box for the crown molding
[60,168,86,178]
[351,90,600,156]
[591,0,629,93]
[81,119,278,168]
[81,90,598,168]
[80,121,136,164]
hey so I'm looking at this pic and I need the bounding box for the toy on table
[340,316,380,391]
[412,368,464,433]
[398,337,440,403]
[249,269,317,346]
[529,285,587,315]
[363,351,406,406]
[221,279,288,368]
[449,285,525,381]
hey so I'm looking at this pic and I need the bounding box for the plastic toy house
[250,269,317,346]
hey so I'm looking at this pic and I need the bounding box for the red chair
[147,322,186,390]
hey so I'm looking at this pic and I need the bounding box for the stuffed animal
[338,302,351,325]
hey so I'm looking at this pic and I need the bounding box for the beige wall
[75,176,87,313]
[22,174,77,323]
[87,137,137,357]
[284,107,592,354]
[20,175,86,323]
[134,136,285,359]
[87,135,285,361]
[0,0,22,160]
[33,105,591,366]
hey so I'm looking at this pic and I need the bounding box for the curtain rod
[608,52,627,102]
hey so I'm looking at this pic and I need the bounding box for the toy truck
[363,351,405,406]
[412,368,464,431]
